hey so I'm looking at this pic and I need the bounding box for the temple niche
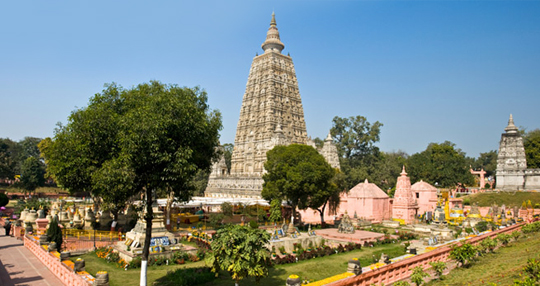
[204,13,340,199]
[496,114,540,191]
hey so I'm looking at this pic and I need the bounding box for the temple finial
[261,12,285,53]
[401,165,407,176]
[505,114,518,134]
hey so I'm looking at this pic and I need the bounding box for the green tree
[330,115,383,162]
[429,261,447,279]
[223,143,234,173]
[269,199,282,223]
[20,156,45,195]
[40,81,222,286]
[472,150,498,178]
[221,202,233,217]
[308,169,345,225]
[410,266,429,286]
[524,129,540,169]
[262,144,336,225]
[372,151,409,191]
[207,224,272,286]
[0,193,9,207]
[0,138,18,180]
[407,141,475,187]
[450,242,477,267]
[479,237,497,253]
[46,217,63,251]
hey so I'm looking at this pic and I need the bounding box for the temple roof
[411,180,437,192]
[504,114,519,134]
[347,179,389,199]
[261,12,285,53]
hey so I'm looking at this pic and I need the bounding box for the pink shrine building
[298,179,392,224]
[337,179,391,223]
[411,180,438,215]
[392,167,419,224]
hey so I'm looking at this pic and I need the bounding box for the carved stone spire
[261,12,285,53]
[392,166,418,224]
[504,114,519,134]
[205,14,307,198]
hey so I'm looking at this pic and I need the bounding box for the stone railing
[24,235,92,286]
[323,223,524,286]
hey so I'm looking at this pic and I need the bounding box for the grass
[463,191,540,208]
[78,242,405,286]
[74,252,206,286]
[201,243,405,286]
[426,233,540,286]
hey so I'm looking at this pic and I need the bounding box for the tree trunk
[140,188,153,286]
[166,190,174,230]
[111,209,119,231]
[318,201,328,227]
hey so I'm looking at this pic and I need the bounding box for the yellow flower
[289,274,299,279]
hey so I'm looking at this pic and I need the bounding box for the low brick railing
[326,223,524,286]
[24,235,92,286]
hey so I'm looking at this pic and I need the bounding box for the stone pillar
[74,258,85,272]
[95,271,109,286]
[286,275,301,286]
[347,258,362,275]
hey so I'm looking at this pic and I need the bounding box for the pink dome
[347,179,389,199]
[411,180,437,192]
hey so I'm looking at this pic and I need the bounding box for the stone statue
[338,212,355,234]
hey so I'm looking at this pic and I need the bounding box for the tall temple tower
[496,114,527,191]
[205,13,312,198]
[392,166,418,224]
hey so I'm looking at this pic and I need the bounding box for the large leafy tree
[207,224,272,286]
[330,115,385,191]
[20,156,45,195]
[262,144,337,224]
[0,138,17,180]
[40,81,222,286]
[407,141,475,187]
[472,150,498,177]
[524,129,540,169]
[330,115,383,164]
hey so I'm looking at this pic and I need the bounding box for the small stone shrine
[338,211,355,234]
[120,204,178,261]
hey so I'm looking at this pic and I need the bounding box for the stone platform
[315,229,385,244]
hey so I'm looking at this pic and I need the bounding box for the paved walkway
[0,229,63,286]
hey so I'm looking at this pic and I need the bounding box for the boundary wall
[327,222,524,286]
[24,235,92,286]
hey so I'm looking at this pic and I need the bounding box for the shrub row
[273,243,362,265]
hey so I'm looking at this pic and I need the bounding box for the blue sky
[1,1,539,158]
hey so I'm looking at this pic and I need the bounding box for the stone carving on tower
[496,114,527,191]
[318,133,341,169]
[392,166,418,224]
[205,13,310,198]
[495,114,540,191]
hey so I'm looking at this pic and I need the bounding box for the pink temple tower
[392,166,418,224]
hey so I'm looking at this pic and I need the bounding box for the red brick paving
[0,229,64,286]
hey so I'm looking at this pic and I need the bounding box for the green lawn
[464,191,540,207]
[74,252,206,286]
[77,242,405,286]
[426,233,540,286]
[202,243,405,286]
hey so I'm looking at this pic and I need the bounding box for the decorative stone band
[24,235,93,286]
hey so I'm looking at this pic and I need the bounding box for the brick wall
[326,223,524,286]
[24,236,92,286]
